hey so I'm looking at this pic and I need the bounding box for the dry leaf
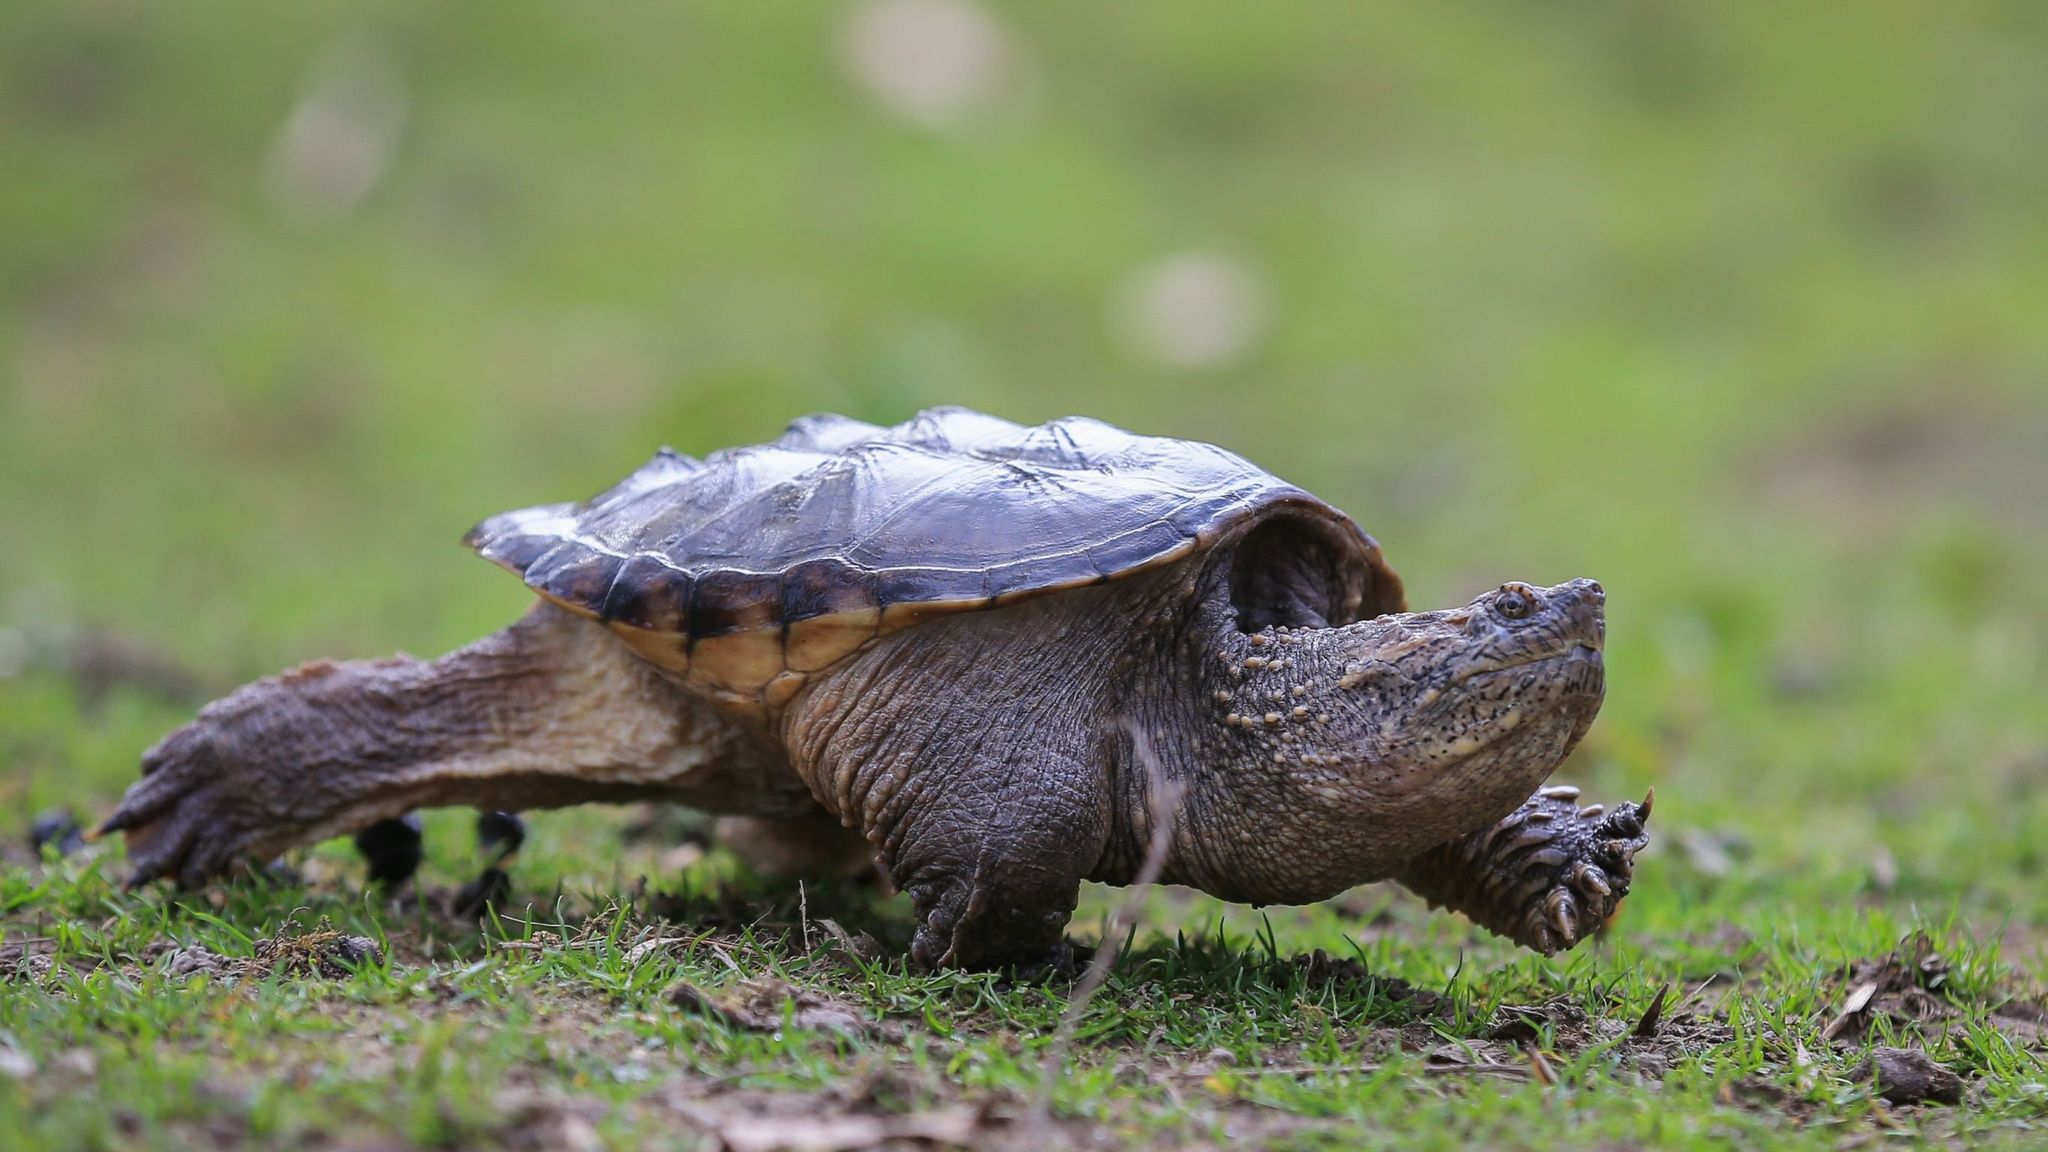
[622,936,689,966]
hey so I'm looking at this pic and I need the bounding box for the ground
[3,662,2045,1150]
[4,3,2048,1150]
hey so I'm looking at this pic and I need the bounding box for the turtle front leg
[1393,786,1653,955]
[799,730,1111,969]
[883,757,1112,971]
[99,603,793,887]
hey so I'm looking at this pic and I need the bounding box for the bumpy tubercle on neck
[1094,610,1374,897]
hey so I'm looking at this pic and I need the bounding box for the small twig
[1683,975,1726,1015]
[798,880,811,954]
[1032,721,1185,1123]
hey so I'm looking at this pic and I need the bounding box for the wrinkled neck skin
[1102,563,1606,906]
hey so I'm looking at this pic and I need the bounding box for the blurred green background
[3,3,2045,939]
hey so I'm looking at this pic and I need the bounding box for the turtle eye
[1494,589,1533,620]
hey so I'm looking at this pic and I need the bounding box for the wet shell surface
[466,408,1399,716]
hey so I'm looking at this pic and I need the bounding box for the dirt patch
[153,917,383,982]
[1471,987,1736,1080]
[1273,948,1444,1014]
[1821,931,1953,1044]
[669,1100,991,1152]
[493,1092,608,1152]
[668,976,901,1041]
[1820,931,2048,1050]
[2,938,70,985]
[1986,998,2048,1046]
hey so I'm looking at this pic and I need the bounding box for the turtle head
[1333,579,1606,785]
[1174,577,1609,903]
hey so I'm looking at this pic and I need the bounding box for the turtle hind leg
[99,602,779,888]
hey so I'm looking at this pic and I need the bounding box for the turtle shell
[466,408,1403,715]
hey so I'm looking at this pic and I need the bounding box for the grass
[4,838,2045,1149]
[4,2,2047,1148]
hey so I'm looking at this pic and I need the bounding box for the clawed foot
[1494,786,1654,955]
[96,671,417,889]
[1400,784,1655,956]
[96,716,308,888]
[906,873,1082,973]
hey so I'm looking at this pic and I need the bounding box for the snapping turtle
[101,408,1650,967]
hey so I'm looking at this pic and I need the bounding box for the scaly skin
[101,559,1649,969]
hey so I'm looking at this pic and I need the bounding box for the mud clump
[250,923,383,978]
[1850,1047,1964,1106]
[155,918,383,982]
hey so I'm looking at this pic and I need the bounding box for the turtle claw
[1569,860,1611,898]
[1545,887,1580,950]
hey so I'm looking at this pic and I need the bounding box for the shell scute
[785,607,881,673]
[600,554,692,633]
[685,571,782,638]
[894,407,1026,452]
[775,413,885,453]
[1085,519,1195,573]
[986,553,1102,600]
[778,558,862,622]
[524,544,623,616]
[689,631,785,696]
[465,505,577,571]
